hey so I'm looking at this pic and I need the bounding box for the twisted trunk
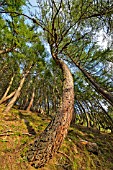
[27,54,74,168]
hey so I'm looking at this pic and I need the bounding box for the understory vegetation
[0,105,113,170]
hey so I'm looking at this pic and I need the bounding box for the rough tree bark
[26,54,74,168]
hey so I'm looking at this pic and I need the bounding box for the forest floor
[0,105,113,170]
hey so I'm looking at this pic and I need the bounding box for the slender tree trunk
[26,54,74,168]
[79,100,91,127]
[45,92,49,114]
[26,87,35,111]
[0,74,15,104]
[47,94,50,115]
[75,100,85,125]
[3,64,33,113]
[73,60,113,106]
[98,101,113,133]
[23,94,29,110]
[0,90,16,105]
[52,88,57,112]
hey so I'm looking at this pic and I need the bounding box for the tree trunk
[0,74,15,105]
[79,100,91,128]
[3,64,33,113]
[73,61,113,106]
[71,111,76,125]
[0,47,15,55]
[98,101,113,132]
[26,87,35,111]
[0,90,16,105]
[23,94,29,110]
[26,54,74,168]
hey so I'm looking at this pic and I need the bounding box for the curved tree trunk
[3,77,24,113]
[0,74,15,105]
[3,64,33,113]
[0,90,16,105]
[73,60,113,106]
[26,87,35,111]
[26,54,74,168]
[78,100,91,128]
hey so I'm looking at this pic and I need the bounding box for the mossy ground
[0,105,113,170]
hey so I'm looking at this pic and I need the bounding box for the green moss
[0,105,113,170]
[72,159,78,170]
[20,136,29,145]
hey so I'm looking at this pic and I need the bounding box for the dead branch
[0,132,33,137]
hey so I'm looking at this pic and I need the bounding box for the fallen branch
[0,132,33,137]
[57,151,73,163]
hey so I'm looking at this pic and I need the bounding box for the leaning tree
[0,0,113,168]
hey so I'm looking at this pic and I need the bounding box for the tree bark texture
[74,61,113,106]
[26,55,74,168]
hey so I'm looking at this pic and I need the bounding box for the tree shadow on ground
[18,112,36,135]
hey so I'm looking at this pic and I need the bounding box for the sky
[97,30,108,49]
[26,0,108,50]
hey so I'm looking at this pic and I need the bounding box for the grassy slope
[0,105,113,170]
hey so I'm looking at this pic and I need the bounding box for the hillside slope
[0,105,113,170]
